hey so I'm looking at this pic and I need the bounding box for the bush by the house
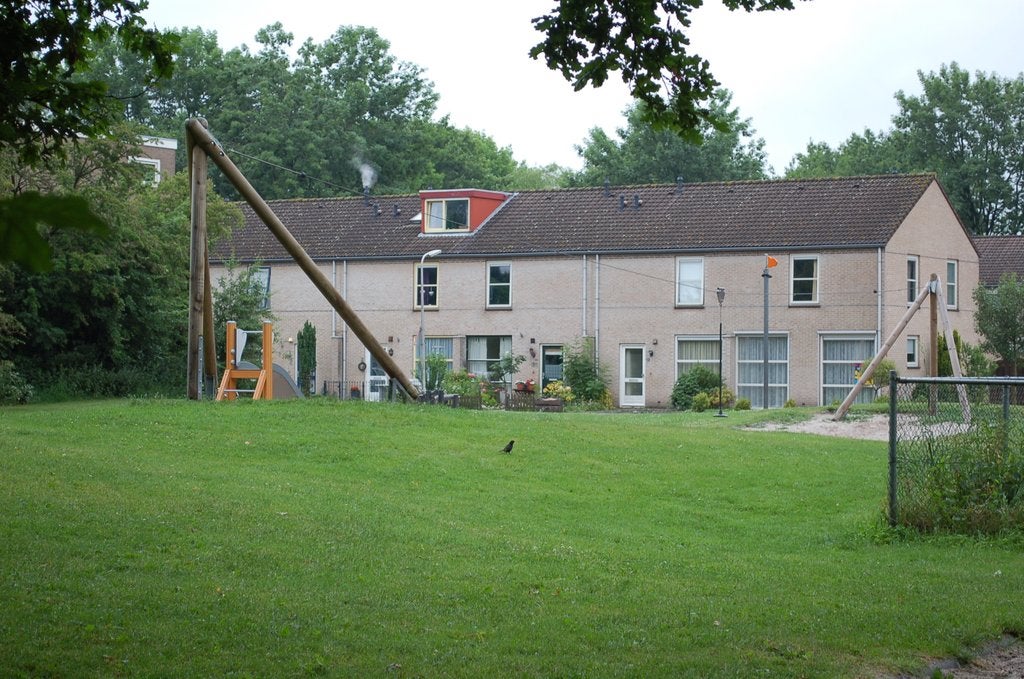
[542,380,574,402]
[735,398,752,411]
[0,360,33,404]
[670,365,721,410]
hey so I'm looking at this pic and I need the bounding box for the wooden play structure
[216,321,273,400]
[834,273,969,421]
[184,118,418,401]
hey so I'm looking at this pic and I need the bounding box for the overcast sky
[142,0,1024,175]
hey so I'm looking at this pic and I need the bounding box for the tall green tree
[531,0,797,140]
[786,64,1024,235]
[573,91,768,185]
[0,0,179,271]
[973,274,1024,376]
[893,63,1024,235]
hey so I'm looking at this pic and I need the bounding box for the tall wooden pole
[185,118,419,400]
[186,118,209,400]
[929,273,939,415]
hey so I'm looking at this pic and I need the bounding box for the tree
[296,320,316,396]
[893,63,1024,235]
[0,0,179,271]
[785,129,903,179]
[973,274,1024,376]
[786,64,1024,236]
[530,0,796,141]
[572,90,768,185]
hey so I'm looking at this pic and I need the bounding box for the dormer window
[425,198,470,232]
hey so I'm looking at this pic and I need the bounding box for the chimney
[363,187,370,206]
[604,178,611,198]
[619,195,626,210]
[633,194,642,209]
[676,176,684,195]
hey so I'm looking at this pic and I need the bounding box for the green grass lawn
[1,399,1021,678]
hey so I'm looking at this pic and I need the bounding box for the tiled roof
[212,174,938,262]
[975,235,1024,286]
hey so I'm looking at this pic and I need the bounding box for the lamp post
[716,287,727,417]
[418,249,442,395]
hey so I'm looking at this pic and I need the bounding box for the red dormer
[419,188,509,234]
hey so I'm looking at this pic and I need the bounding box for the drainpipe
[877,248,883,351]
[581,255,588,336]
[594,254,601,367]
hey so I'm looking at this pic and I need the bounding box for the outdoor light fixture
[418,249,442,393]
[715,287,727,418]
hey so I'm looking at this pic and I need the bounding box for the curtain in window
[737,335,788,408]
[676,338,719,378]
[821,337,875,405]
[467,336,511,378]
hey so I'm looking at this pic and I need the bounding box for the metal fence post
[888,370,899,527]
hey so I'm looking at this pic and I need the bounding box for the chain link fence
[888,374,1024,533]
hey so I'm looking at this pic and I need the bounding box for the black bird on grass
[501,440,515,453]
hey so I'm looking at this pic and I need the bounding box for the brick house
[211,173,979,407]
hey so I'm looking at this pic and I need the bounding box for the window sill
[789,302,820,308]
[674,304,705,309]
[486,306,512,311]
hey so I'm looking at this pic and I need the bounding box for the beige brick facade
[211,176,980,407]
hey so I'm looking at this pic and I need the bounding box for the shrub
[898,421,1024,534]
[541,380,574,402]
[0,360,33,404]
[670,365,720,410]
[691,392,712,412]
[784,398,797,408]
[734,398,751,411]
[441,370,480,398]
[563,339,609,402]
[705,386,734,408]
[424,353,449,392]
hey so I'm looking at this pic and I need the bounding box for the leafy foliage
[530,0,796,140]
[973,274,1024,376]
[899,421,1024,535]
[0,0,179,270]
[670,365,722,410]
[424,353,448,392]
[297,320,316,396]
[562,338,609,403]
[786,63,1024,236]
[572,93,769,185]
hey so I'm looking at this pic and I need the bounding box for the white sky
[142,0,1024,176]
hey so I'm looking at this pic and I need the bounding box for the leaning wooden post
[202,257,217,397]
[834,281,932,420]
[929,273,939,415]
[185,118,420,401]
[186,118,209,400]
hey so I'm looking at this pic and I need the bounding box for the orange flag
[766,255,778,268]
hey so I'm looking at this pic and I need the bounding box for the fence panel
[889,374,1024,533]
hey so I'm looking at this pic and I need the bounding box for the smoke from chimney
[351,155,378,190]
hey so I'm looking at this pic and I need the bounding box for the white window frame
[907,335,920,368]
[467,335,512,380]
[907,256,919,305]
[424,198,470,232]
[415,336,455,388]
[486,261,512,309]
[820,332,876,406]
[414,263,439,310]
[735,332,789,408]
[675,335,721,379]
[790,255,819,304]
[946,260,958,309]
[675,257,704,307]
[256,266,271,310]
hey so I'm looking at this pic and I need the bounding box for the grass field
[1,399,1021,677]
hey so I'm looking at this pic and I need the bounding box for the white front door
[365,347,390,402]
[619,344,646,407]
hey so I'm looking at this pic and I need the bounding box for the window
[821,334,875,406]
[791,256,819,304]
[907,256,919,304]
[946,260,958,309]
[256,266,271,310]
[467,336,511,381]
[425,198,469,232]
[676,337,720,379]
[675,257,704,306]
[416,337,454,390]
[414,263,438,309]
[736,334,788,408]
[907,336,919,368]
[487,262,511,308]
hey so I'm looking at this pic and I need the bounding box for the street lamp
[715,287,727,417]
[418,249,442,395]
